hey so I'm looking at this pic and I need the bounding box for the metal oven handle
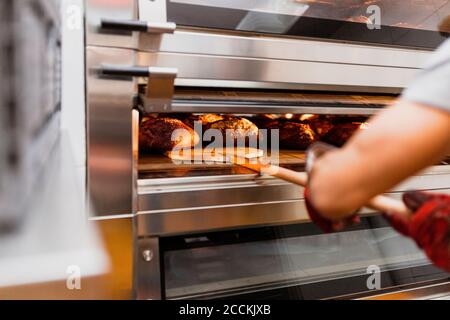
[100,19,176,34]
[99,65,178,78]
[99,65,178,113]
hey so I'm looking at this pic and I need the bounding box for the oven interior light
[299,114,314,121]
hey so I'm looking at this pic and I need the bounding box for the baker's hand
[305,142,361,233]
[304,187,360,233]
[384,191,450,272]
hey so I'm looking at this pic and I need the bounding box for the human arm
[308,101,450,221]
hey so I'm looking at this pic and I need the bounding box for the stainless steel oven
[84,0,450,299]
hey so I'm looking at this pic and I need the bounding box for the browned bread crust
[139,118,200,151]
[183,114,225,129]
[257,120,316,150]
[321,123,361,147]
[207,117,259,145]
[307,116,335,138]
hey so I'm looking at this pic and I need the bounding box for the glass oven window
[167,0,450,48]
[162,219,449,299]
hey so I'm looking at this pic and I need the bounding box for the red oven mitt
[384,191,450,272]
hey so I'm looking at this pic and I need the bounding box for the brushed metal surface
[86,46,137,217]
[136,175,450,236]
[136,200,311,237]
[142,67,178,113]
[174,79,403,94]
[361,282,450,300]
[168,102,381,115]
[139,181,303,212]
[137,51,420,90]
[139,29,431,68]
[135,237,163,300]
[138,168,450,213]
[138,0,168,24]
[85,0,138,48]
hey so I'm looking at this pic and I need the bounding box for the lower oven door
[156,217,450,300]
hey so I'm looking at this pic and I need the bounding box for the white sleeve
[402,39,450,113]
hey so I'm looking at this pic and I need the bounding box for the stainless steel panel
[137,172,450,236]
[396,168,450,191]
[174,79,403,94]
[361,282,450,300]
[136,200,311,237]
[86,46,137,217]
[135,237,163,300]
[85,0,138,48]
[139,180,303,212]
[139,29,431,68]
[138,0,167,23]
[138,51,420,91]
[142,67,178,113]
[86,0,171,49]
[138,168,450,213]
[135,192,446,237]
[169,102,381,115]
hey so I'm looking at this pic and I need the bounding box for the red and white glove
[384,191,450,272]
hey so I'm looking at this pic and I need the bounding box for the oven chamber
[85,0,450,299]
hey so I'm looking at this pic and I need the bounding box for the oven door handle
[98,65,178,113]
[99,65,178,79]
[101,19,176,34]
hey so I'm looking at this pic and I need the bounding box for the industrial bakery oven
[85,0,450,299]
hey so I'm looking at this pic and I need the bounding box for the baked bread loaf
[321,123,361,147]
[207,116,259,145]
[183,114,225,129]
[307,116,334,138]
[260,121,316,150]
[278,122,316,149]
[139,118,200,152]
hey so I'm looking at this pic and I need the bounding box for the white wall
[61,0,86,205]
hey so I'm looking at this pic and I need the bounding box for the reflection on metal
[169,0,311,34]
[171,0,450,32]
[171,0,309,16]
[136,200,311,237]
[170,102,381,115]
[137,186,450,237]
[360,282,450,300]
[101,19,176,34]
[137,51,420,91]
[163,227,429,300]
[98,64,178,114]
[138,0,168,24]
[86,47,136,217]
[138,29,430,68]
[135,237,163,300]
[142,67,178,113]
[85,0,137,48]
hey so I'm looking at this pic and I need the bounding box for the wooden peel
[220,149,412,218]
[165,147,264,162]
